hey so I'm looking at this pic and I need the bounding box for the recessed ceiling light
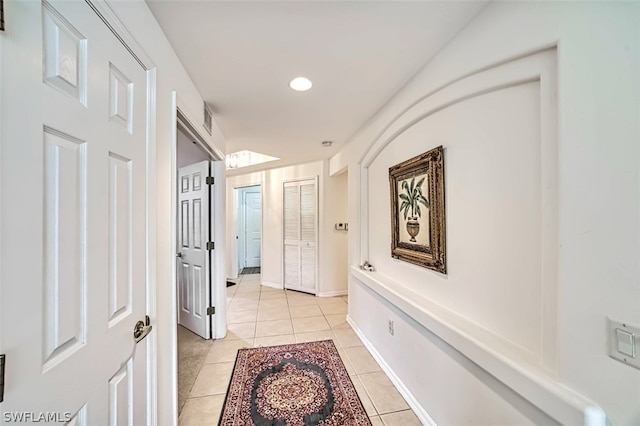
[289,77,313,92]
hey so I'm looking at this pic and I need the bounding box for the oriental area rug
[218,340,372,426]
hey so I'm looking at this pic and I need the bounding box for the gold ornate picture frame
[389,145,446,273]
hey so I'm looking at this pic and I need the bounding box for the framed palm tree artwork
[389,145,446,273]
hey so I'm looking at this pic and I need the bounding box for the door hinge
[0,354,5,403]
[206,176,214,185]
[0,0,5,32]
[206,241,215,251]
[207,306,215,316]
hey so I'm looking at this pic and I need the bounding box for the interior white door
[0,0,152,423]
[283,179,317,294]
[177,160,212,339]
[244,190,262,268]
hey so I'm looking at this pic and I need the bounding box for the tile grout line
[185,276,416,425]
[242,273,258,347]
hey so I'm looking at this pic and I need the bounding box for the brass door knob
[133,315,152,343]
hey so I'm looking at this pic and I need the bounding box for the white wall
[226,161,348,296]
[322,167,349,297]
[177,127,210,168]
[103,1,227,424]
[333,2,639,425]
[368,80,544,357]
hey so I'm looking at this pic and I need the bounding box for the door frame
[227,183,265,278]
[168,92,226,414]
[236,185,262,271]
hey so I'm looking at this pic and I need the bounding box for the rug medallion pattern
[219,340,372,426]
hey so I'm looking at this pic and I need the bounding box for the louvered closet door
[283,179,317,294]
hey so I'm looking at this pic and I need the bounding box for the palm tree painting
[389,146,445,273]
[397,173,430,246]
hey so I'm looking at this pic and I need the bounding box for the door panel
[108,153,133,325]
[42,128,86,367]
[244,190,262,268]
[109,360,133,426]
[301,246,317,291]
[42,3,87,103]
[1,0,151,423]
[284,245,300,287]
[177,160,212,338]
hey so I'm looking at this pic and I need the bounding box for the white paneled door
[283,179,318,294]
[1,0,152,424]
[177,161,212,339]
[244,190,262,268]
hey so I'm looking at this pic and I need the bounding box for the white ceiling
[146,1,488,167]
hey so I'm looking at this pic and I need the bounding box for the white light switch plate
[608,318,640,370]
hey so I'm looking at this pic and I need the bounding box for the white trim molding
[261,280,283,290]
[317,290,348,298]
[85,0,154,70]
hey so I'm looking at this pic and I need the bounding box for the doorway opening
[173,107,224,414]
[176,122,214,340]
[236,185,262,275]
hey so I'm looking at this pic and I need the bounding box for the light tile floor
[178,273,422,426]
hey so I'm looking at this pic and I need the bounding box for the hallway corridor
[178,273,421,425]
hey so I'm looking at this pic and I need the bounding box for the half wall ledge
[350,266,606,426]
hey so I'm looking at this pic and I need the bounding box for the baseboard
[347,315,437,426]
[261,280,283,290]
[317,290,348,298]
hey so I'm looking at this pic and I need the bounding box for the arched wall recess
[359,48,558,276]
[349,47,602,425]
[361,48,557,359]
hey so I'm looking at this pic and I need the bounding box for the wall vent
[203,102,212,135]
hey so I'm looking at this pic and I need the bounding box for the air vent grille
[203,102,212,135]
